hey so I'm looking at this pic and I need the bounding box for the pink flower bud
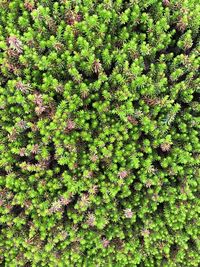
[7,36,23,53]
[16,81,31,93]
[86,213,96,226]
[118,170,128,179]
[66,119,76,130]
[19,148,26,157]
[102,238,110,248]
[90,154,98,162]
[124,208,133,218]
[33,93,43,106]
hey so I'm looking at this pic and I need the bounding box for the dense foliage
[0,0,200,266]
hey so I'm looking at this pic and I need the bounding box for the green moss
[0,0,199,266]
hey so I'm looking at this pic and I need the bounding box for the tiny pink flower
[141,229,150,236]
[102,238,110,248]
[31,144,40,154]
[162,0,170,6]
[16,81,31,93]
[118,170,128,179]
[49,200,62,214]
[93,60,102,74]
[160,143,171,152]
[124,208,133,218]
[86,213,96,226]
[84,171,93,178]
[17,120,27,129]
[76,14,82,22]
[37,159,50,170]
[89,185,98,195]
[24,0,35,11]
[66,119,76,130]
[66,12,82,25]
[90,154,98,162]
[19,148,26,157]
[60,197,71,206]
[7,36,23,53]
[35,105,46,115]
[33,93,43,105]
[79,193,90,207]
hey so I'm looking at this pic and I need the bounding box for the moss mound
[0,0,199,266]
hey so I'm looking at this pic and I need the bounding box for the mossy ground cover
[0,0,199,266]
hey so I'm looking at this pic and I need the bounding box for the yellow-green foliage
[0,0,199,266]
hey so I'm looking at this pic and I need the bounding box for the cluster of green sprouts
[0,0,199,266]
